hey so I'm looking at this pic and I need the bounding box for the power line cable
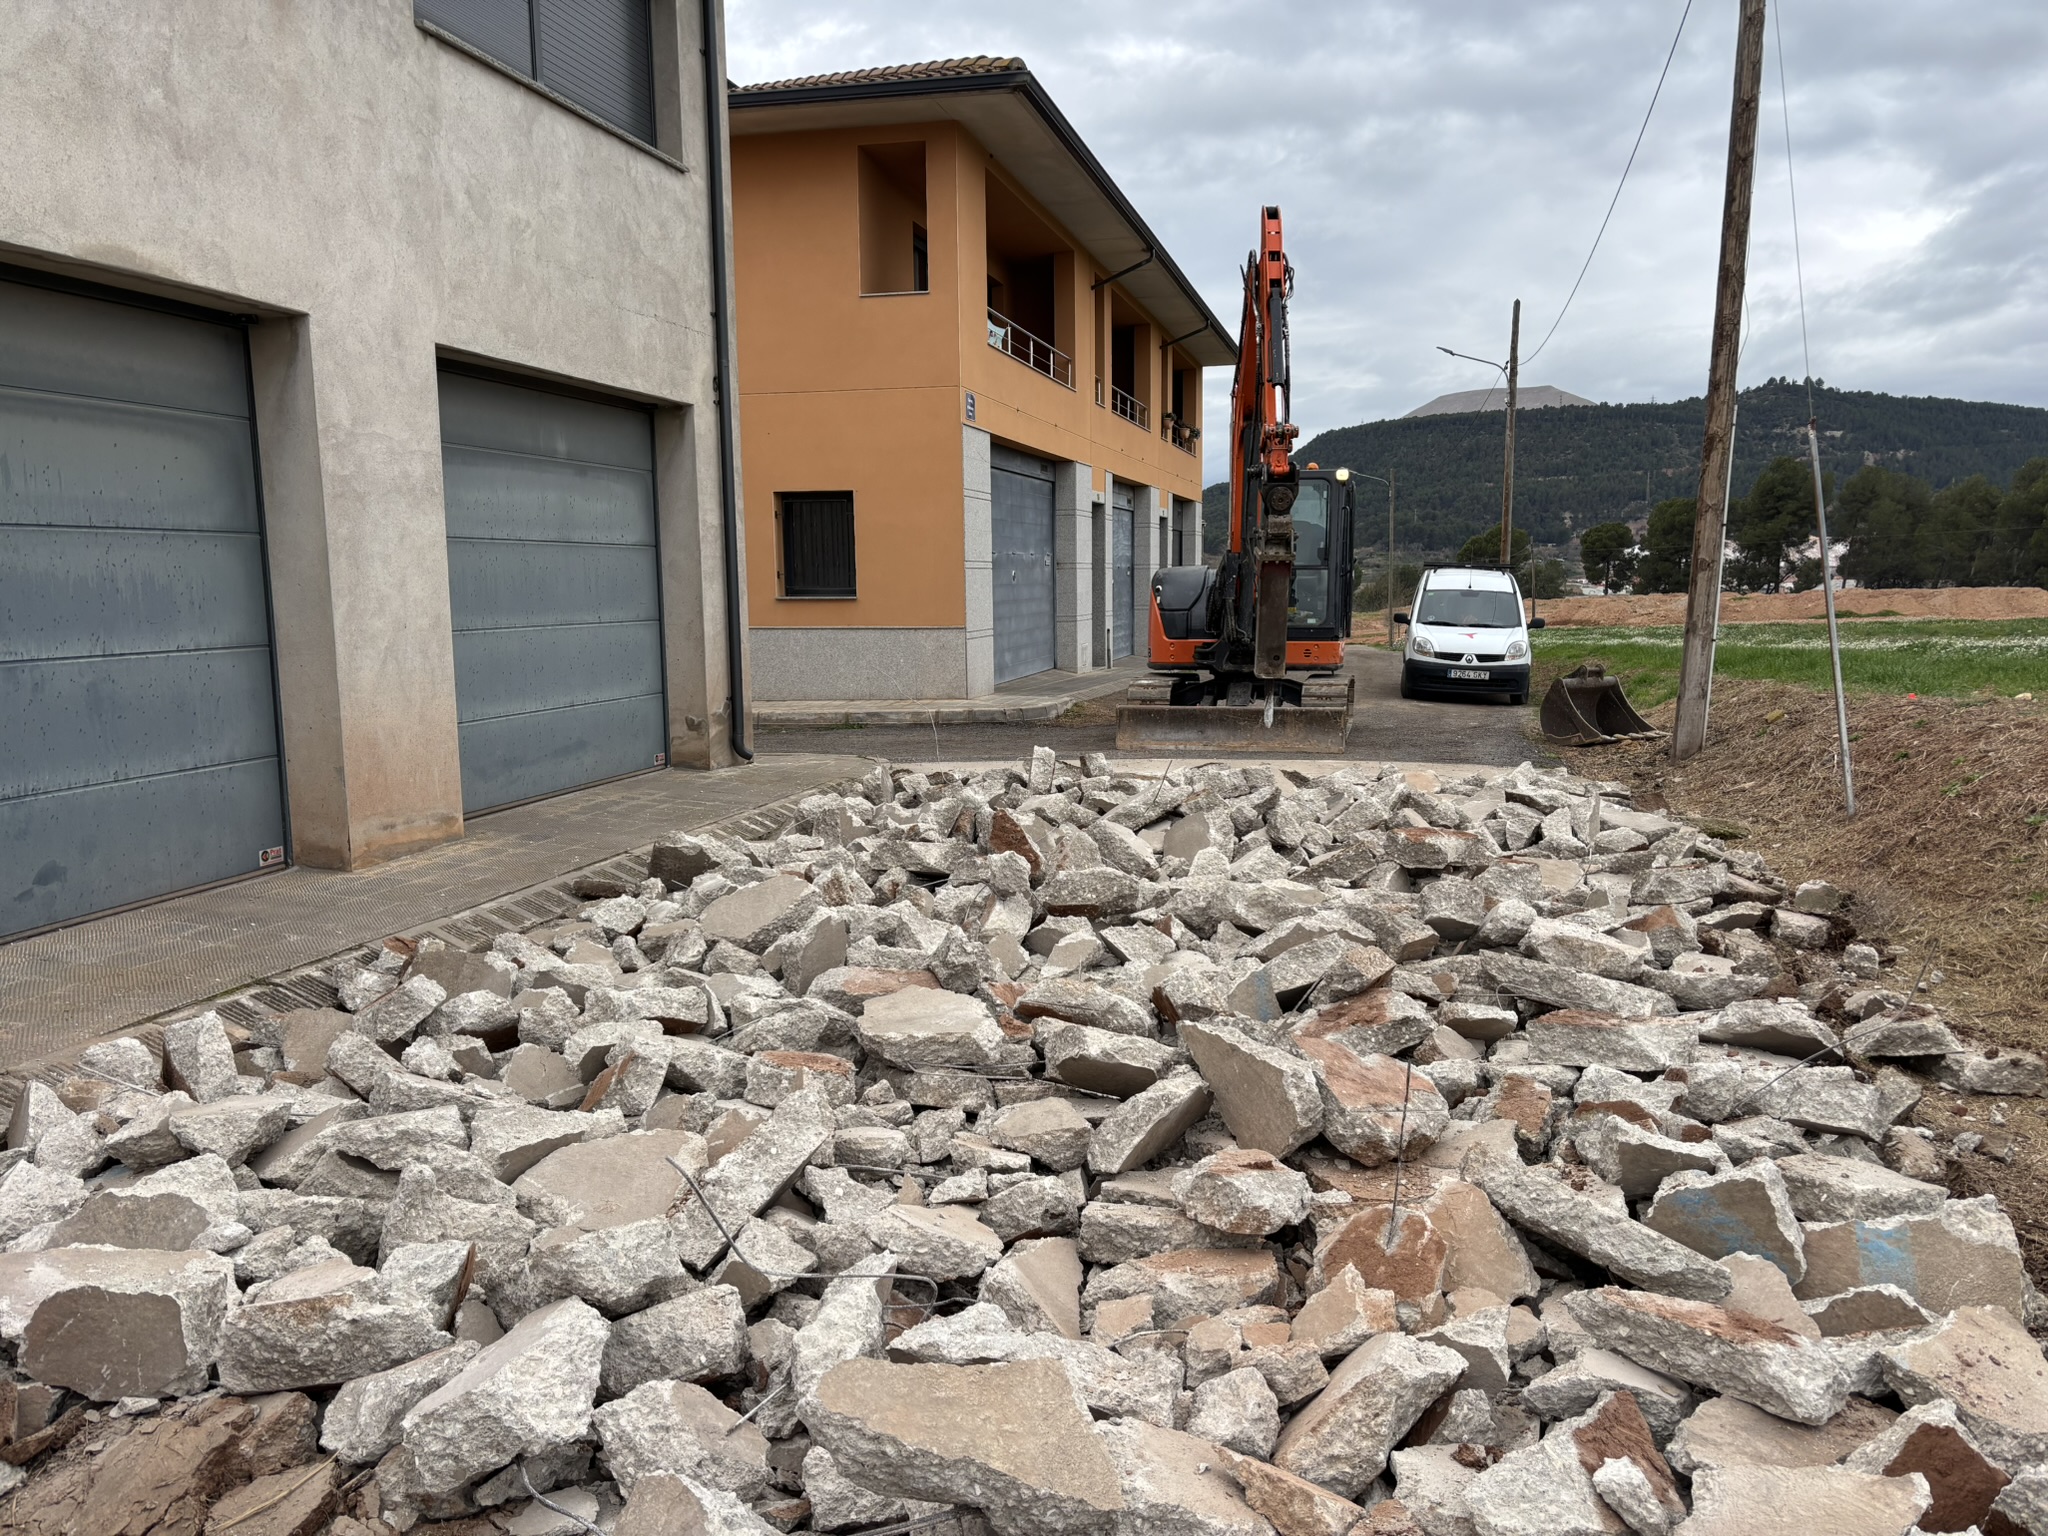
[1523,0,1697,368]
[1774,0,1816,420]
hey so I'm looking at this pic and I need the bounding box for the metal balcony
[986,309,1072,389]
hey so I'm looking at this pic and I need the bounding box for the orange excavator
[1116,206,1356,752]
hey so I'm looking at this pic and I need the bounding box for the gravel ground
[756,646,1557,769]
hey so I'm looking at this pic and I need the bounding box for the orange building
[728,57,1235,702]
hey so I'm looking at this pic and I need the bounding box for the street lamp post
[1350,470,1396,646]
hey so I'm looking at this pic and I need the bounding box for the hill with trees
[1201,379,2048,568]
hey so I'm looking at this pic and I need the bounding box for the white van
[1394,565,1544,704]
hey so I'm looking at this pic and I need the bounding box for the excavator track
[1115,673,1354,754]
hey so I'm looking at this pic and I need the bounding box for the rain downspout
[701,0,751,760]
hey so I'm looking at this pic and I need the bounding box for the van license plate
[1449,668,1491,681]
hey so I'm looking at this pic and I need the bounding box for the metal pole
[1807,421,1856,814]
[1704,400,1739,717]
[1673,0,1768,761]
[1386,470,1397,647]
[1499,300,1520,565]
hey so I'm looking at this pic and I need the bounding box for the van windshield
[1415,586,1522,628]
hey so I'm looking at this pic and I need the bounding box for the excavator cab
[1118,467,1356,751]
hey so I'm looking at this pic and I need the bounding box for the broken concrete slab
[1466,1391,1683,1536]
[983,1098,1094,1173]
[856,988,1007,1070]
[1839,1398,2016,1536]
[1882,1305,2048,1474]
[1271,1331,1466,1496]
[1523,1008,1696,1071]
[593,1378,772,1500]
[805,1357,1125,1536]
[1564,1287,1849,1425]
[1643,1160,1807,1284]
[1471,1155,1734,1302]
[1085,1247,1283,1329]
[1665,1392,1895,1474]
[1771,1153,1948,1224]
[1038,1022,1177,1097]
[1296,1041,1448,1167]
[320,1340,481,1465]
[0,1245,236,1399]
[1481,953,1678,1019]
[1086,1071,1213,1176]
[1792,1197,2027,1318]
[980,1236,1083,1338]
[398,1295,610,1495]
[1676,1464,1929,1536]
[216,1255,453,1392]
[1097,1417,1275,1535]
[1180,1021,1323,1158]
[1173,1148,1312,1236]
[1219,1449,1368,1536]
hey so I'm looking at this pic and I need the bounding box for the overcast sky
[728,1,2048,483]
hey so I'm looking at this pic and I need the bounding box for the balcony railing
[1110,384,1148,429]
[1162,415,1200,454]
[986,309,1072,389]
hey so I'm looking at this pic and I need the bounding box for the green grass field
[1530,618,2048,707]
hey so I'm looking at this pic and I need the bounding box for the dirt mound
[1537,587,2048,628]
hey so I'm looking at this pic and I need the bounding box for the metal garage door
[439,371,664,813]
[1111,481,1137,660]
[991,445,1056,684]
[0,276,285,939]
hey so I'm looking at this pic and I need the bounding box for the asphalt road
[755,645,1557,769]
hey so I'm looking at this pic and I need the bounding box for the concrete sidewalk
[0,754,865,1079]
[754,655,1146,727]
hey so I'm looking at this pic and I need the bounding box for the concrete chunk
[1272,1331,1466,1496]
[594,1378,771,1500]
[805,1357,1125,1536]
[1643,1160,1806,1284]
[1564,1287,1849,1425]
[320,1340,481,1465]
[1471,1155,1734,1301]
[1771,1153,1948,1223]
[1297,1041,1447,1167]
[1665,1393,1896,1474]
[0,1245,236,1400]
[1180,1020,1323,1157]
[398,1295,609,1496]
[1086,1071,1212,1175]
[857,988,1006,1070]
[1675,1464,1929,1536]
[1793,1197,2027,1318]
[1882,1305,2048,1473]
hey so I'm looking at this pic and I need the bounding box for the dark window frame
[778,491,858,599]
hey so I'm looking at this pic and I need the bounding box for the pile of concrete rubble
[2,749,2045,1536]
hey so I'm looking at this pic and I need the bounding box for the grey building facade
[1,0,751,939]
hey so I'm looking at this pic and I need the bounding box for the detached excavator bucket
[1540,662,1661,746]
[1116,676,1355,754]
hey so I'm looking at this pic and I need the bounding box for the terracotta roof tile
[733,56,1026,95]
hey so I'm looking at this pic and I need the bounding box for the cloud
[727,0,2048,480]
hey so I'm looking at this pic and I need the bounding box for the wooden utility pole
[1672,0,1768,760]
[1498,300,1521,565]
